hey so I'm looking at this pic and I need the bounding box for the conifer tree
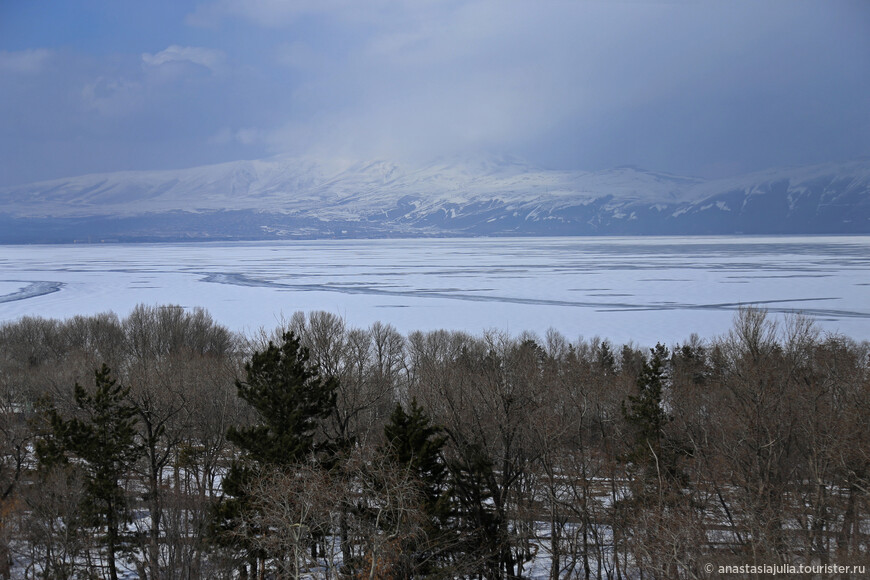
[36,364,141,580]
[381,399,454,575]
[383,399,450,518]
[215,331,338,571]
[227,331,337,467]
[449,441,501,577]
[621,343,690,497]
[622,344,671,480]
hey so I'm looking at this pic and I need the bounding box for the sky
[1,0,868,187]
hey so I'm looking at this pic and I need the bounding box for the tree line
[0,305,867,578]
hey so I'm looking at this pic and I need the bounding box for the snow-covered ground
[1,236,868,346]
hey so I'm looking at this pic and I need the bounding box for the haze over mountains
[2,156,869,243]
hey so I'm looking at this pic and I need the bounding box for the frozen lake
[1,236,868,346]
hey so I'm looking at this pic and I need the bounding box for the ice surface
[1,236,868,346]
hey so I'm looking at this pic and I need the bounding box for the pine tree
[383,399,450,518]
[226,331,336,467]
[449,441,501,577]
[381,399,455,575]
[621,343,689,495]
[36,364,141,580]
[215,331,338,571]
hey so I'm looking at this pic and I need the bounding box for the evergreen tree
[381,399,454,575]
[597,340,617,375]
[621,343,688,494]
[383,400,450,518]
[448,441,501,577]
[36,364,141,580]
[226,331,336,467]
[215,331,338,571]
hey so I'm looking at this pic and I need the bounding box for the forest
[0,305,867,579]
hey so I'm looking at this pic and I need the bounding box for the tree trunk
[107,505,120,580]
[148,441,162,580]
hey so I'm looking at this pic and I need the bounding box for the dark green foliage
[227,331,337,468]
[215,331,338,563]
[36,364,141,580]
[622,344,669,460]
[621,343,688,491]
[383,399,450,518]
[673,340,711,387]
[449,441,503,576]
[381,399,456,575]
[597,340,617,375]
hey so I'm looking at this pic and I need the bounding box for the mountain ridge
[1,156,868,242]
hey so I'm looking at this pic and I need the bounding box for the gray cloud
[249,1,870,175]
[1,0,868,186]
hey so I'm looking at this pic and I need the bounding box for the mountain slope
[1,156,868,242]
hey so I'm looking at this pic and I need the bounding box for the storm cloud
[1,0,868,186]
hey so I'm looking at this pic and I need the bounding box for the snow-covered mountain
[1,155,868,242]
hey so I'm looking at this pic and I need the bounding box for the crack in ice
[0,281,64,304]
[200,273,869,319]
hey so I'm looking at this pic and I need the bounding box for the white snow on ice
[0,236,868,346]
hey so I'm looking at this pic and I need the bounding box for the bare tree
[17,465,89,579]
[235,466,336,579]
